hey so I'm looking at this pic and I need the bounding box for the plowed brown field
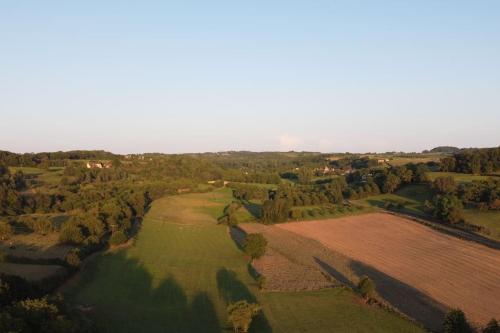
[278,212,500,326]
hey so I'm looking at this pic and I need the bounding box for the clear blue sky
[1,1,499,154]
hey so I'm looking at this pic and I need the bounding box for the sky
[1,1,499,154]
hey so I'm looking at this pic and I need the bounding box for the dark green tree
[443,309,472,333]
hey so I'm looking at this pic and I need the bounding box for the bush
[243,233,267,259]
[257,276,266,290]
[0,222,13,240]
[358,275,375,299]
[65,248,82,268]
[227,300,261,333]
[289,208,301,220]
[59,223,85,245]
[443,309,473,333]
[483,319,500,333]
[109,230,127,246]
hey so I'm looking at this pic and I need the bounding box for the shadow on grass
[313,257,356,288]
[349,260,447,332]
[228,226,245,251]
[216,268,272,333]
[67,251,221,333]
[243,201,262,219]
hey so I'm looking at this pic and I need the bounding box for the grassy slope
[355,184,432,218]
[66,189,424,333]
[426,172,493,182]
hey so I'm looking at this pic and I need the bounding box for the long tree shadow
[349,260,448,332]
[66,251,220,333]
[243,201,261,219]
[216,268,273,333]
[313,257,356,288]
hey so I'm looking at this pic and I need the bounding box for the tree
[227,300,261,333]
[483,319,500,333]
[382,173,401,193]
[59,223,85,245]
[433,194,464,223]
[358,275,375,299]
[261,198,290,224]
[243,233,267,259]
[441,157,456,172]
[297,168,313,185]
[432,176,457,194]
[443,309,472,333]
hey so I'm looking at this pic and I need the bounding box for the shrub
[59,223,85,245]
[243,233,267,259]
[0,222,13,240]
[358,275,375,299]
[289,208,301,221]
[110,230,127,246]
[227,300,261,333]
[257,275,266,290]
[65,248,82,268]
[483,319,500,333]
[443,309,473,333]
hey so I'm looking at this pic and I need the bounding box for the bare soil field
[278,213,500,328]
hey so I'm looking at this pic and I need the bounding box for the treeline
[344,164,429,199]
[0,273,93,332]
[259,180,346,224]
[441,147,500,174]
[0,164,26,215]
[0,150,117,167]
[427,176,500,224]
[63,164,128,184]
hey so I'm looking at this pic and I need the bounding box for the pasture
[354,184,431,218]
[66,190,423,333]
[9,166,65,186]
[426,171,495,182]
[279,213,500,328]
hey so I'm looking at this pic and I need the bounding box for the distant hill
[424,146,461,154]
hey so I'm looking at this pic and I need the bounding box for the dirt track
[278,212,500,327]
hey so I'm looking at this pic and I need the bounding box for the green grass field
[426,172,495,182]
[463,210,500,239]
[66,189,424,333]
[9,166,65,186]
[354,184,432,218]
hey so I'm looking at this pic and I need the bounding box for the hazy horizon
[1,1,499,154]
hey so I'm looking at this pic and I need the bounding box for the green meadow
[66,189,424,333]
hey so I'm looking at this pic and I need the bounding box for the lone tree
[432,194,464,223]
[243,233,267,259]
[443,309,473,333]
[358,275,375,299]
[483,319,500,333]
[227,300,261,333]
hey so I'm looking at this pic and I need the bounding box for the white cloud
[278,134,301,151]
